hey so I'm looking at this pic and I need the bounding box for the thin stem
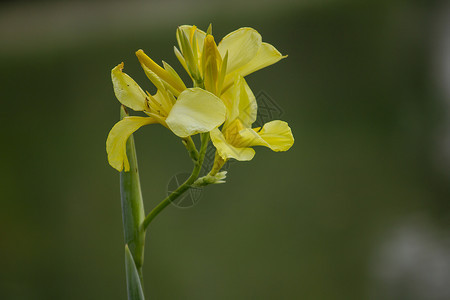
[182,136,199,162]
[141,133,209,231]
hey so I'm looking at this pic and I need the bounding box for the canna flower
[106,53,226,172]
[209,76,294,174]
[175,25,286,94]
[109,25,295,299]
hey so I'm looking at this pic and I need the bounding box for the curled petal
[237,120,294,151]
[166,88,226,138]
[217,27,262,74]
[111,63,148,111]
[210,128,255,161]
[222,43,286,92]
[234,42,286,78]
[106,117,157,172]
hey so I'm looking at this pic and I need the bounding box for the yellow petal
[217,51,228,95]
[233,42,286,78]
[106,117,157,172]
[210,128,255,161]
[237,120,294,151]
[236,77,257,127]
[221,43,286,93]
[222,76,257,128]
[136,50,185,93]
[138,65,175,116]
[176,27,201,80]
[153,89,174,116]
[162,61,187,93]
[111,63,147,111]
[217,27,262,74]
[176,26,206,80]
[202,35,221,95]
[165,88,226,138]
[177,25,206,58]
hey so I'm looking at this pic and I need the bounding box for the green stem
[141,132,209,231]
[119,106,146,287]
[182,136,199,162]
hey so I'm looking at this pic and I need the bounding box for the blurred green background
[1,0,449,299]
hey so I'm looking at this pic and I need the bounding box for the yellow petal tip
[112,62,124,72]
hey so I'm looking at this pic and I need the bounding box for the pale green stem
[119,106,146,294]
[182,136,199,162]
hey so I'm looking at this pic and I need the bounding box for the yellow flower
[106,56,226,172]
[175,25,286,94]
[209,76,294,174]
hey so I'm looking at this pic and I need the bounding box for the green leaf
[125,244,145,300]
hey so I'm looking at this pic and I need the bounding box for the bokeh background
[1,0,450,299]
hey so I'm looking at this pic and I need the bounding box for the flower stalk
[119,105,146,288]
[120,110,211,298]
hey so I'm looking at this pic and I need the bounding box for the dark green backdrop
[1,0,449,299]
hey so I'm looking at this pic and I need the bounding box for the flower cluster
[106,25,294,178]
